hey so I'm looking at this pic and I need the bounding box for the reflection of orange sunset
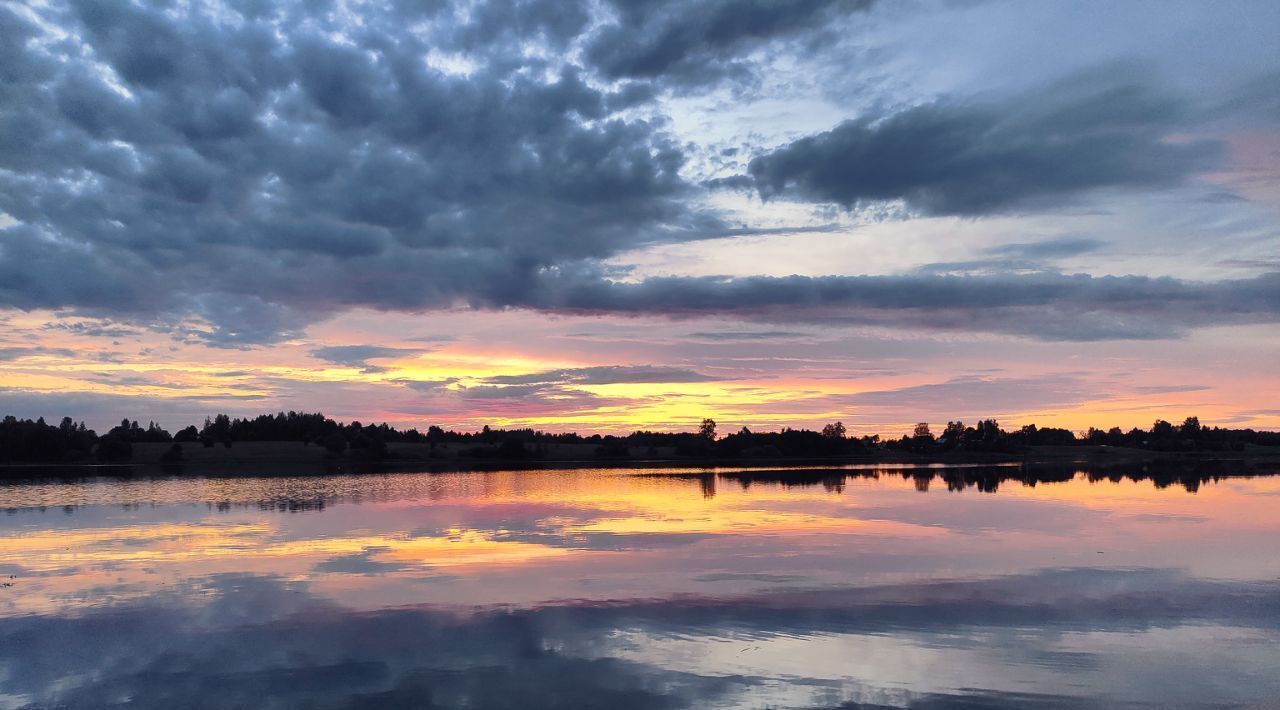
[6,470,1279,616]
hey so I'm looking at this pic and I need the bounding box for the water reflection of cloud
[312,547,417,576]
[493,530,720,552]
[1,569,1278,709]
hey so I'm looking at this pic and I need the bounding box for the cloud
[40,319,144,339]
[1133,384,1212,395]
[1220,257,1280,270]
[399,380,621,419]
[841,374,1104,417]
[484,365,722,386]
[912,238,1107,277]
[393,365,712,418]
[524,269,1280,341]
[400,378,459,395]
[0,0,701,344]
[740,73,1223,215]
[586,0,874,88]
[686,330,810,341]
[456,383,570,400]
[310,345,427,373]
[0,346,77,361]
[0,0,1273,349]
[983,237,1106,260]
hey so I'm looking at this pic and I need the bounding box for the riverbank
[2,440,1279,479]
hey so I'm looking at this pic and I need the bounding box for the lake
[2,463,1279,708]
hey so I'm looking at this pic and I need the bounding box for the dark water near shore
[2,464,1279,708]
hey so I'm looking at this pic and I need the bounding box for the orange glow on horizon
[2,308,1278,437]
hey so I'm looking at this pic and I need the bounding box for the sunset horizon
[2,2,1279,707]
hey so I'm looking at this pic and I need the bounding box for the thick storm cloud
[0,0,695,342]
[0,0,1275,347]
[741,76,1223,215]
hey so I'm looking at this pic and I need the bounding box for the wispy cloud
[310,345,430,373]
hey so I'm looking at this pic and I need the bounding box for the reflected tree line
[693,458,1280,496]
[1,411,1279,466]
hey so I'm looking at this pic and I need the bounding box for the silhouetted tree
[1181,416,1202,437]
[0,416,97,462]
[941,421,965,445]
[698,418,717,440]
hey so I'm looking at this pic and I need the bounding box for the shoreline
[3,442,1279,480]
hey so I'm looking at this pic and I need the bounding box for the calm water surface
[2,464,1279,708]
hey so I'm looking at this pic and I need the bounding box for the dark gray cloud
[524,269,1280,341]
[484,365,722,386]
[687,330,810,341]
[0,346,78,361]
[451,0,594,52]
[39,320,144,339]
[310,345,427,373]
[1215,70,1280,126]
[913,238,1107,277]
[984,237,1106,260]
[587,0,873,88]
[1220,257,1280,270]
[400,378,459,394]
[455,383,572,400]
[0,0,1274,348]
[741,75,1223,215]
[0,0,699,344]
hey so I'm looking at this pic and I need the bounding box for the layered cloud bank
[526,270,1280,341]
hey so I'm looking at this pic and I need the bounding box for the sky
[1,0,1278,436]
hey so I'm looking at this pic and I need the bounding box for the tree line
[0,411,1278,464]
[885,416,1280,454]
